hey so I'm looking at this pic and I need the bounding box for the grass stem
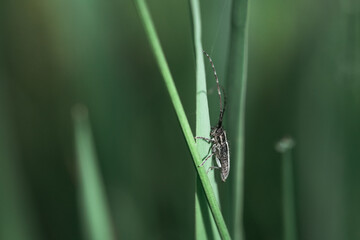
[276,137,297,240]
[72,105,115,240]
[225,0,250,239]
[134,0,230,239]
[189,0,221,239]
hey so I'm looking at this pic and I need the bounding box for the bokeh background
[1,0,359,239]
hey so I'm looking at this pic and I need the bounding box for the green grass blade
[276,138,297,240]
[189,0,221,239]
[225,0,250,239]
[0,79,38,240]
[134,0,230,239]
[72,105,115,240]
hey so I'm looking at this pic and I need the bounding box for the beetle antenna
[203,50,223,127]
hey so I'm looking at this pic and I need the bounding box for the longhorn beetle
[195,50,230,182]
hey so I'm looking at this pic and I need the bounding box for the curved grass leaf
[225,0,250,239]
[189,0,221,239]
[134,0,230,239]
[72,105,115,240]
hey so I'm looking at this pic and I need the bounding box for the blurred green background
[1,0,359,239]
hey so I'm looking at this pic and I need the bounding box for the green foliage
[0,78,38,240]
[73,105,115,240]
[134,0,230,238]
[276,137,297,240]
[225,1,250,239]
[1,0,359,239]
[189,0,221,239]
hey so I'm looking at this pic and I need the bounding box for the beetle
[195,50,230,182]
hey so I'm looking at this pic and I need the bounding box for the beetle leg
[194,136,214,142]
[199,153,214,167]
[206,166,221,174]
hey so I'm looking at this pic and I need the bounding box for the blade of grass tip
[189,0,221,239]
[225,0,250,239]
[276,137,297,240]
[72,105,115,240]
[0,78,38,240]
[134,0,230,239]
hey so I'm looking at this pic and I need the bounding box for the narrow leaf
[0,76,38,240]
[189,0,221,239]
[225,0,250,239]
[72,105,115,240]
[134,0,231,239]
[276,137,297,240]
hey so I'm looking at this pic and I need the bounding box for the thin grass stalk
[72,105,115,240]
[225,0,250,239]
[134,0,230,238]
[0,78,37,240]
[189,0,221,239]
[282,150,297,240]
[276,138,297,240]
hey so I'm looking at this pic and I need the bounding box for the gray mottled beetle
[195,50,230,182]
